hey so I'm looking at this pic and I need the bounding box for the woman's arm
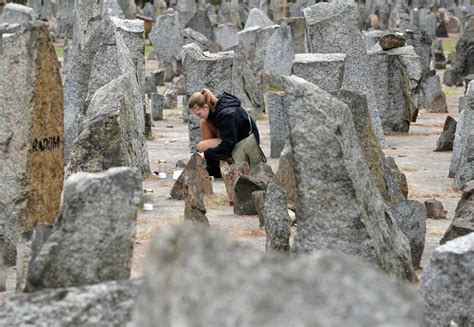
[203,114,239,160]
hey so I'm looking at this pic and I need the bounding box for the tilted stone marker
[26,167,142,291]
[233,175,267,215]
[283,75,415,282]
[424,199,447,220]
[215,23,239,51]
[244,7,274,29]
[292,53,346,93]
[0,22,63,266]
[222,161,251,205]
[271,138,298,212]
[304,0,385,145]
[183,154,210,225]
[263,25,295,79]
[264,91,287,158]
[435,115,457,151]
[422,233,474,326]
[133,225,423,326]
[264,182,291,253]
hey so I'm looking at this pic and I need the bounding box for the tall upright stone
[264,91,286,158]
[292,53,346,93]
[56,0,75,38]
[304,0,385,145]
[283,75,415,282]
[26,167,142,291]
[0,3,34,24]
[282,17,306,53]
[0,23,63,266]
[368,45,422,132]
[176,0,196,28]
[215,23,239,51]
[264,182,291,253]
[182,43,234,151]
[244,7,274,28]
[186,8,213,40]
[263,25,295,79]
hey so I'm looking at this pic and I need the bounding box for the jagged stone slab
[0,23,63,265]
[182,43,234,152]
[304,0,385,145]
[264,182,291,253]
[292,53,346,93]
[0,278,142,325]
[185,9,213,40]
[252,190,266,228]
[215,23,239,51]
[26,167,142,291]
[283,75,415,281]
[223,161,251,205]
[184,178,209,225]
[263,25,295,78]
[149,9,182,69]
[176,0,196,28]
[420,73,448,113]
[133,225,423,326]
[170,154,213,200]
[233,175,266,215]
[424,199,447,219]
[251,162,274,182]
[435,115,457,151]
[282,17,305,53]
[182,27,212,51]
[244,7,274,29]
[422,233,474,326]
[440,181,474,244]
[264,91,287,158]
[0,3,34,24]
[271,139,298,212]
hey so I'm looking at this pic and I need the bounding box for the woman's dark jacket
[203,92,260,160]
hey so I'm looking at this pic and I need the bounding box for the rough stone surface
[66,72,151,179]
[283,75,415,282]
[384,156,409,199]
[263,26,295,78]
[388,200,427,269]
[184,177,209,225]
[182,27,212,51]
[420,73,448,113]
[26,167,142,291]
[271,139,298,212]
[264,91,287,158]
[151,93,164,121]
[0,3,34,24]
[252,190,266,228]
[282,17,305,53]
[292,53,346,93]
[182,43,234,151]
[424,199,447,219]
[435,115,457,151]
[422,233,474,326]
[369,46,422,132]
[379,33,406,50]
[0,23,64,266]
[185,9,213,40]
[251,162,274,182]
[176,0,196,28]
[452,21,474,80]
[149,9,182,70]
[304,0,385,145]
[264,182,291,253]
[223,161,251,205]
[0,278,142,326]
[171,154,213,200]
[215,23,239,51]
[333,90,405,204]
[244,7,274,29]
[56,0,75,38]
[151,69,165,86]
[403,28,432,80]
[440,182,474,244]
[133,225,423,326]
[233,175,267,215]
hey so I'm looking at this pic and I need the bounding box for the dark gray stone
[292,53,346,93]
[144,76,156,96]
[151,69,165,86]
[452,22,474,79]
[264,91,286,158]
[283,75,415,282]
[422,233,474,326]
[252,190,266,228]
[56,0,74,38]
[440,181,474,244]
[133,224,423,326]
[304,0,385,145]
[0,22,64,266]
[184,176,209,225]
[0,278,142,325]
[435,116,457,151]
[185,9,213,41]
[282,17,305,53]
[384,156,409,200]
[151,93,164,121]
[233,175,267,215]
[388,200,427,269]
[424,199,447,219]
[26,167,142,291]
[223,161,251,205]
[182,27,212,51]
[251,162,274,182]
[264,182,291,253]
[420,73,448,113]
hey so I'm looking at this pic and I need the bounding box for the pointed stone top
[111,17,144,33]
[182,43,233,61]
[244,8,274,29]
[294,53,346,63]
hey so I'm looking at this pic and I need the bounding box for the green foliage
[442,39,457,54]
[54,46,64,59]
[144,45,153,57]
[268,83,284,92]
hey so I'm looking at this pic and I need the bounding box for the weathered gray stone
[424,199,447,219]
[283,75,415,281]
[144,75,156,97]
[420,73,448,113]
[185,9,213,40]
[244,7,274,29]
[384,156,409,199]
[452,19,474,79]
[271,139,298,211]
[0,3,34,24]
[184,177,209,225]
[0,237,5,292]
[66,72,151,178]
[304,0,385,145]
[263,26,295,78]
[133,224,423,326]
[163,87,178,109]
[403,28,432,79]
[333,90,405,204]
[388,200,427,269]
[151,93,164,121]
[0,23,63,266]
[173,75,186,96]
[223,161,251,205]
[422,233,474,326]
[56,0,75,38]
[363,30,385,51]
[252,190,266,228]
[176,0,196,28]
[233,175,267,215]
[171,154,213,201]
[292,53,346,93]
[149,9,182,72]
[182,43,234,152]
[182,27,212,51]
[251,162,274,183]
[264,182,291,253]
[15,231,33,293]
[215,23,239,51]
[369,45,422,132]
[264,91,287,158]
[151,69,165,86]
[26,167,142,291]
[440,181,474,244]
[435,115,457,151]
[0,278,142,325]
[282,17,305,53]
[117,0,136,19]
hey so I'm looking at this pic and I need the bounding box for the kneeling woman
[188,88,261,178]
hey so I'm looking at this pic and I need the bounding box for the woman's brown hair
[188,88,218,111]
